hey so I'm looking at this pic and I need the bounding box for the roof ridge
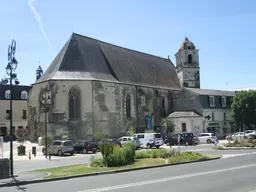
[73,33,170,62]
[187,87,234,92]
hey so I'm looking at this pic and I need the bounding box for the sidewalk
[2,141,45,161]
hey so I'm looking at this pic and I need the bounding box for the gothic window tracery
[69,86,81,119]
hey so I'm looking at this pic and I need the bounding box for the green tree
[231,90,256,128]
[165,118,175,134]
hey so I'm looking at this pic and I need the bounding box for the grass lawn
[34,158,166,179]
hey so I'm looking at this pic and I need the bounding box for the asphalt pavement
[1,153,256,192]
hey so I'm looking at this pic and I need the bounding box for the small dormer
[5,90,10,99]
[21,90,28,100]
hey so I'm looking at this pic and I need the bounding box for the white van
[133,133,163,148]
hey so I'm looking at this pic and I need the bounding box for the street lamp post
[6,40,19,177]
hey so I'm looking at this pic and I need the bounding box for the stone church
[27,33,202,141]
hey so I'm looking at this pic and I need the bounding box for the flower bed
[224,139,256,148]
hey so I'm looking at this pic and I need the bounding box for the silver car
[42,140,74,156]
[118,136,141,149]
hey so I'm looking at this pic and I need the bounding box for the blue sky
[0,0,255,90]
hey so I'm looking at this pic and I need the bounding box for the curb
[0,157,220,188]
[215,147,256,150]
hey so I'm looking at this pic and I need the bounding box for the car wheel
[207,139,212,144]
[58,150,62,156]
[156,146,160,149]
[83,149,87,154]
[146,144,151,149]
[93,150,96,154]
[42,149,45,155]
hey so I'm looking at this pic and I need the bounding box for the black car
[166,132,195,146]
[74,140,97,154]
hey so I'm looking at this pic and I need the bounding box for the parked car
[73,140,97,154]
[42,140,74,156]
[244,130,256,135]
[167,132,195,146]
[193,136,200,145]
[133,133,163,149]
[245,134,256,140]
[118,136,141,149]
[227,132,246,140]
[196,133,217,144]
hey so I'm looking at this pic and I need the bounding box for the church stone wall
[28,79,177,142]
[172,89,203,115]
[28,80,93,141]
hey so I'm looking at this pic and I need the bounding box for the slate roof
[0,84,32,100]
[186,88,235,97]
[168,111,201,118]
[36,33,181,90]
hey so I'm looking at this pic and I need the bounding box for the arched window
[188,54,193,64]
[126,94,131,118]
[69,86,81,120]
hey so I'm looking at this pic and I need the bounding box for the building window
[188,54,193,64]
[126,94,131,118]
[188,46,191,50]
[224,112,226,121]
[182,123,187,132]
[221,96,226,107]
[21,91,28,100]
[5,90,10,99]
[22,110,27,119]
[161,97,165,108]
[69,86,81,120]
[6,110,10,120]
[209,96,215,107]
[212,112,214,121]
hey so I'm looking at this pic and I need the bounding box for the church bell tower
[175,37,200,88]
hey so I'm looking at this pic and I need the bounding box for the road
[1,153,256,192]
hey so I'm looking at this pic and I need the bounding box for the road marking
[77,163,256,192]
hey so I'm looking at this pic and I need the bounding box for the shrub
[90,156,105,167]
[41,136,53,146]
[224,139,256,148]
[135,149,176,159]
[61,135,68,140]
[167,152,208,163]
[93,132,110,141]
[135,150,152,159]
[99,142,136,167]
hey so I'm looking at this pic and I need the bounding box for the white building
[0,84,31,137]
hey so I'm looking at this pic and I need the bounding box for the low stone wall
[0,158,10,179]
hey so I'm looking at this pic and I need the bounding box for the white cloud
[28,0,52,48]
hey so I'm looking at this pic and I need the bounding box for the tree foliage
[231,90,256,127]
[165,118,175,133]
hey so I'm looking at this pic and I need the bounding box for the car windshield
[154,133,162,138]
[63,141,73,146]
